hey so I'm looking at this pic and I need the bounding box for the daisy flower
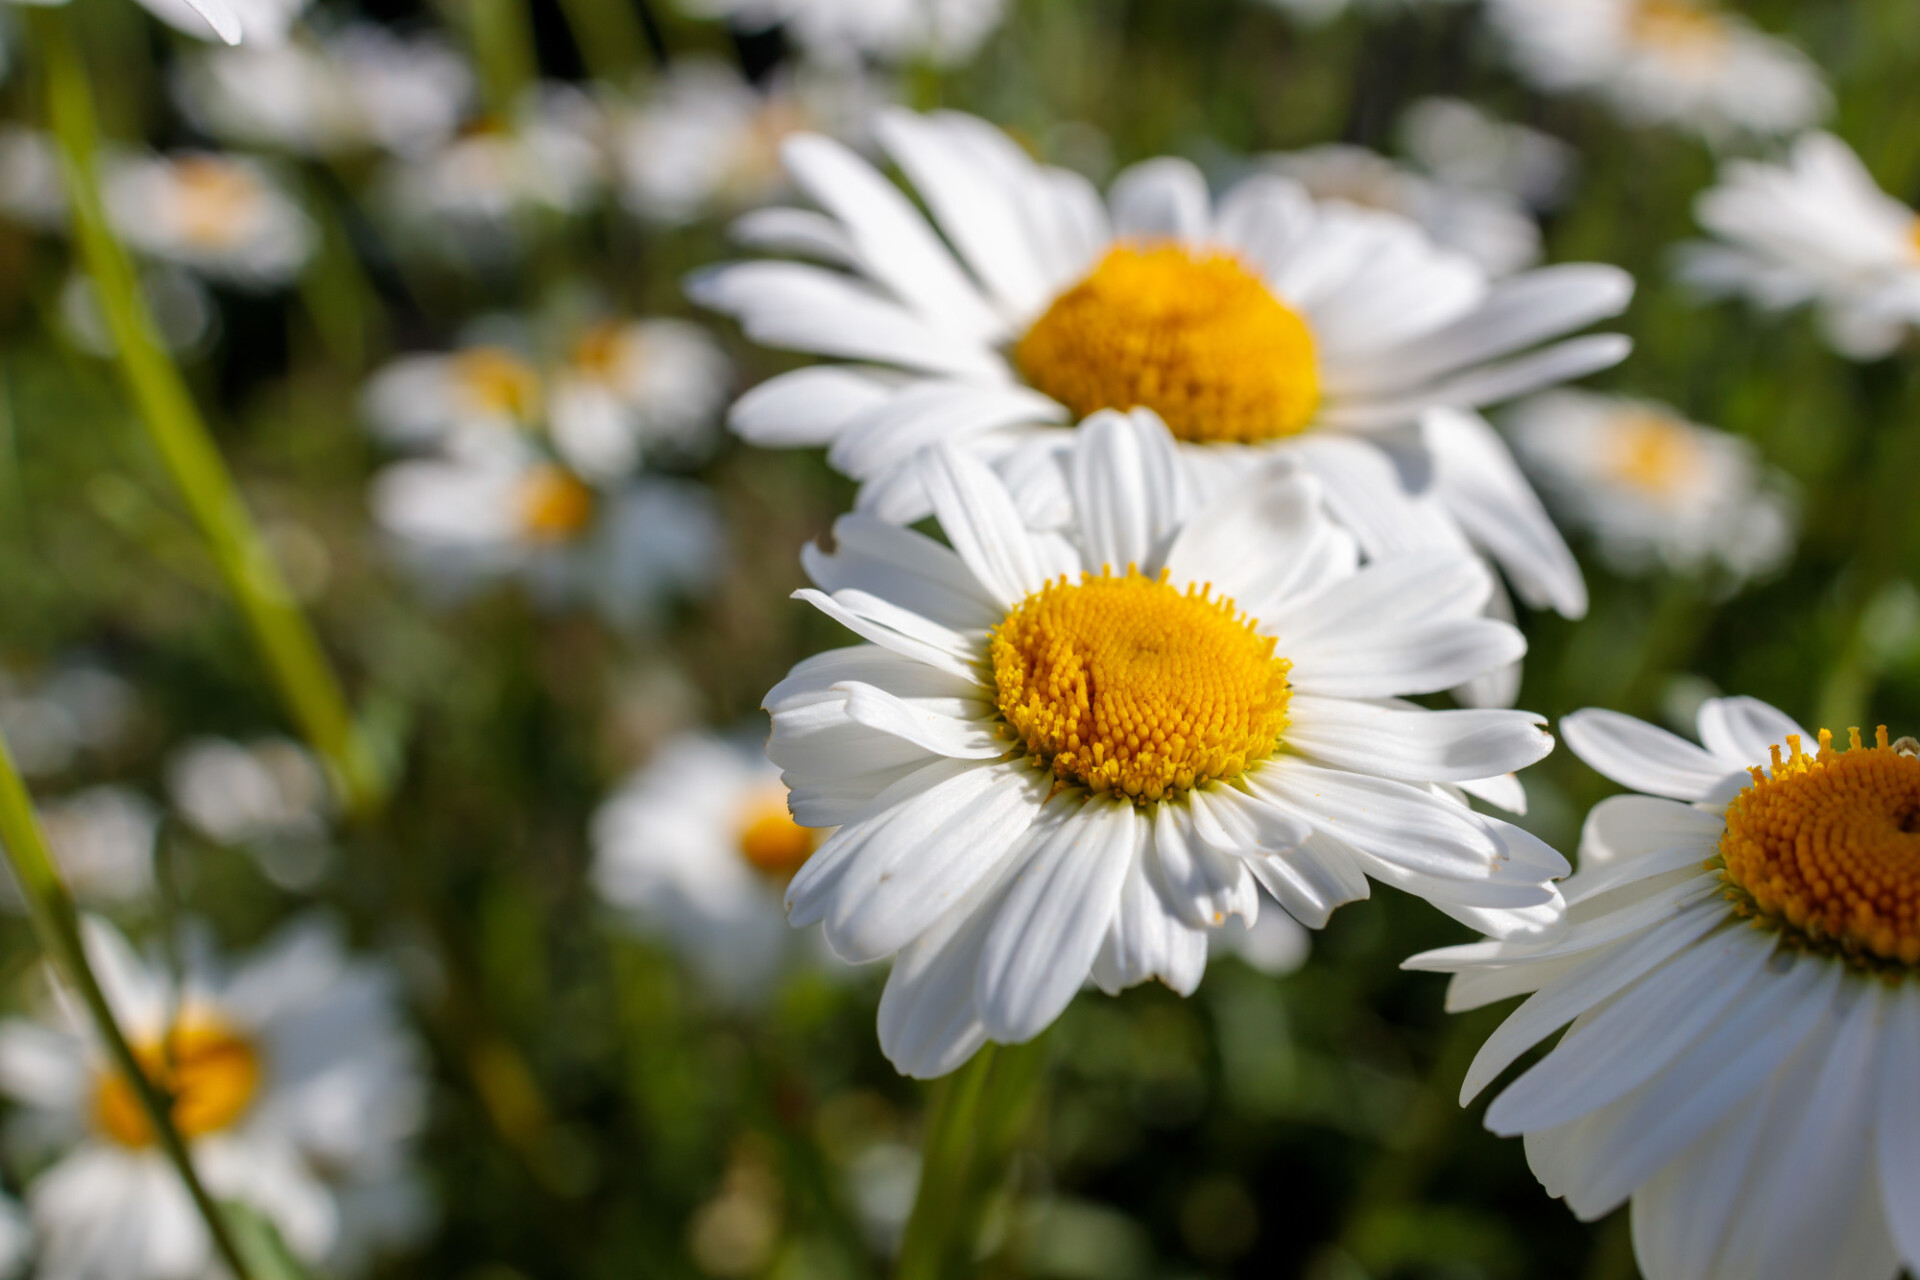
[1485,0,1828,141]
[59,265,217,360]
[766,409,1566,1077]
[1506,390,1795,582]
[676,0,1006,67]
[1410,697,1920,1280]
[0,916,429,1279]
[0,786,157,909]
[1257,143,1544,278]
[174,25,472,159]
[692,107,1628,625]
[1681,132,1920,361]
[166,736,333,890]
[1397,97,1576,213]
[0,664,135,781]
[592,731,837,1002]
[102,151,315,289]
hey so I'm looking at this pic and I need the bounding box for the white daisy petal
[1163,466,1354,611]
[803,514,1006,632]
[1875,982,1920,1273]
[834,681,1008,759]
[919,445,1072,605]
[1561,709,1735,801]
[1284,697,1552,783]
[1577,793,1725,869]
[826,381,1066,481]
[731,207,861,268]
[1091,833,1209,996]
[729,366,894,448]
[1149,802,1258,929]
[1250,760,1500,882]
[1069,409,1190,575]
[1245,833,1372,930]
[1695,695,1810,771]
[1107,156,1211,242]
[1184,785,1312,860]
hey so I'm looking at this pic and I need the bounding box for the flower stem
[0,727,258,1280]
[29,9,383,816]
[462,0,540,116]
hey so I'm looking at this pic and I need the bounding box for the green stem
[0,728,258,1280]
[30,10,382,815]
[553,0,647,84]
[463,0,540,116]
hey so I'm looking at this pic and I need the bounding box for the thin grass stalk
[0,726,259,1280]
[30,9,382,814]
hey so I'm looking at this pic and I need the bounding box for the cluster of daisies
[2,0,1919,1277]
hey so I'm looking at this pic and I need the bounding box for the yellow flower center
[171,158,261,249]
[736,789,822,880]
[1015,245,1321,445]
[1628,0,1729,55]
[452,347,543,421]
[990,569,1292,803]
[1721,727,1920,967]
[570,324,629,383]
[1605,411,1703,497]
[94,1018,263,1148]
[517,465,596,542]
[1908,216,1920,263]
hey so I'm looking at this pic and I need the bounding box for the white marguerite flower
[592,731,837,1001]
[691,107,1630,628]
[1408,697,1920,1280]
[766,410,1567,1077]
[1680,132,1920,361]
[166,735,333,890]
[677,0,1005,66]
[0,916,429,1279]
[58,265,217,360]
[1506,390,1795,582]
[1397,97,1576,212]
[0,664,135,780]
[0,786,157,909]
[1485,0,1827,140]
[369,427,723,629]
[174,25,472,159]
[103,152,315,288]
[1257,144,1544,278]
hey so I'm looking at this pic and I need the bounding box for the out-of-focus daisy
[0,916,429,1279]
[0,786,157,909]
[1397,97,1576,212]
[380,85,604,259]
[2,0,247,47]
[369,428,723,629]
[103,152,315,289]
[0,126,65,230]
[1681,132,1920,361]
[767,410,1564,1076]
[1411,697,1920,1280]
[678,0,1005,66]
[0,664,136,781]
[1253,0,1458,30]
[692,107,1629,626]
[362,340,545,448]
[174,26,472,159]
[612,58,880,228]
[58,266,217,360]
[1506,391,1795,582]
[592,731,836,1002]
[1485,0,1827,140]
[166,736,333,890]
[1257,144,1543,277]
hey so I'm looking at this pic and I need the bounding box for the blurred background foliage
[1,0,1919,1276]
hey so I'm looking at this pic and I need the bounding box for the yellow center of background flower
[1628,0,1728,55]
[1721,727,1920,966]
[517,465,596,542]
[1605,411,1702,496]
[990,569,1291,802]
[1908,216,1920,262]
[94,1018,263,1148]
[171,158,260,249]
[1014,245,1321,445]
[453,347,543,421]
[736,790,821,880]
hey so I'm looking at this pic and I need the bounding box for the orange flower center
[452,347,543,422]
[735,789,821,880]
[1629,0,1729,56]
[516,465,596,542]
[171,158,261,249]
[1721,727,1920,967]
[94,1018,262,1147]
[1016,244,1320,444]
[1605,411,1704,497]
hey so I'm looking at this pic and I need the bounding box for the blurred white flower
[166,736,333,889]
[0,665,137,780]
[592,731,836,1001]
[1257,144,1544,277]
[103,152,315,288]
[678,0,1005,66]
[1486,0,1827,140]
[613,58,884,227]
[0,125,69,230]
[369,428,723,629]
[174,25,472,159]
[362,342,546,448]
[0,915,430,1279]
[0,786,157,909]
[1397,97,1576,211]
[1506,391,1795,583]
[1681,132,1920,361]
[58,265,217,359]
[1254,0,1460,29]
[0,0,248,47]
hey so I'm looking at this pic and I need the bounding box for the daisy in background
[0,664,135,781]
[1485,0,1827,141]
[0,786,157,909]
[766,410,1566,1077]
[676,0,1005,67]
[1410,696,1920,1280]
[1397,97,1576,215]
[692,106,1627,634]
[1680,132,1920,361]
[1505,391,1796,584]
[611,58,883,229]
[166,736,333,890]
[0,916,430,1279]
[174,25,472,160]
[1252,0,1460,31]
[592,731,841,1003]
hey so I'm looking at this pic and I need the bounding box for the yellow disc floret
[1720,726,1920,967]
[1606,411,1703,497]
[736,789,822,880]
[990,568,1291,803]
[1014,244,1320,445]
[517,465,596,542]
[1629,0,1729,55]
[94,1016,263,1148]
